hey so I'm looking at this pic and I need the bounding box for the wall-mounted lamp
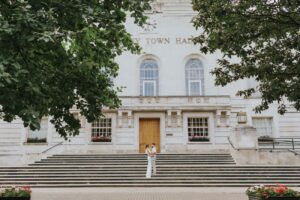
[237,111,247,124]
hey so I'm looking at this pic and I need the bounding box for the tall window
[188,118,209,142]
[91,118,112,142]
[252,117,273,138]
[27,118,48,143]
[185,59,204,96]
[140,59,159,96]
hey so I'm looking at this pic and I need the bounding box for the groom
[151,143,157,175]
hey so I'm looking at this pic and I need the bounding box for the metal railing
[228,137,300,152]
[258,138,300,151]
[42,141,63,154]
[289,149,300,155]
[227,137,237,150]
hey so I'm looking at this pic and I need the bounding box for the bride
[145,144,152,178]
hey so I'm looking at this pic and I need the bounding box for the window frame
[188,80,202,96]
[142,80,157,96]
[187,117,210,142]
[140,59,159,97]
[26,118,48,144]
[252,117,274,138]
[91,118,113,143]
[185,58,204,96]
[183,113,214,144]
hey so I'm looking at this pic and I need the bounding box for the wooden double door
[139,118,160,153]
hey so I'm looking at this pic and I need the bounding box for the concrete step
[50,155,233,157]
[2,177,300,181]
[38,158,235,161]
[47,156,234,159]
[37,158,233,162]
[49,154,233,156]
[47,159,234,161]
[1,173,300,177]
[1,170,300,173]
[2,180,300,184]
[3,166,300,170]
[2,183,300,188]
[29,163,236,166]
[1,171,300,175]
[36,159,235,161]
[3,167,300,170]
[48,157,233,159]
[5,153,300,187]
[33,161,236,164]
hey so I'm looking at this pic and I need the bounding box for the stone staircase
[1,153,300,187]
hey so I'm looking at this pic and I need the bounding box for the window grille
[252,117,273,137]
[185,59,204,95]
[188,118,209,142]
[140,59,159,96]
[91,118,112,142]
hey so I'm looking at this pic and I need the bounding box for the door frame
[134,112,165,153]
[139,118,161,153]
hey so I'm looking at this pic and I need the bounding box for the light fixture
[237,111,247,124]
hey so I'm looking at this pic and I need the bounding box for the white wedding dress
[145,148,152,178]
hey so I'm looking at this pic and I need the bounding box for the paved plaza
[31,187,249,200]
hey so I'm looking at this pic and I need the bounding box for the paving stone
[31,187,249,200]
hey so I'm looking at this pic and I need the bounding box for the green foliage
[0,186,31,197]
[26,137,47,143]
[192,0,300,114]
[0,0,151,139]
[246,184,299,199]
[189,136,210,142]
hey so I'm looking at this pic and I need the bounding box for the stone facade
[0,0,300,161]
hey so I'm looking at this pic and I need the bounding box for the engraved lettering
[146,38,171,45]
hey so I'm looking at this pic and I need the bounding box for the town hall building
[1,0,300,160]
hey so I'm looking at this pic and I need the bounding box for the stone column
[167,110,172,127]
[118,111,123,128]
[177,110,182,127]
[216,110,221,127]
[128,111,132,128]
[226,111,231,127]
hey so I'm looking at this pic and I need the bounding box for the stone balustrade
[118,96,231,111]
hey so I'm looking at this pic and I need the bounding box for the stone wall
[231,149,300,165]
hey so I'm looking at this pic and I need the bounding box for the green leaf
[192,0,300,114]
[0,0,151,139]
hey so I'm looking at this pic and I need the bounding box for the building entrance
[139,118,160,153]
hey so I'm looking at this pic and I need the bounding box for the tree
[0,0,151,139]
[192,0,300,114]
